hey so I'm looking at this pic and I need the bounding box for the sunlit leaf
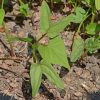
[0,9,5,25]
[70,35,84,62]
[7,36,33,43]
[85,37,100,53]
[20,4,29,16]
[95,0,100,10]
[40,0,51,34]
[48,14,74,38]
[41,60,64,89]
[86,23,97,35]
[38,36,70,68]
[30,63,42,97]
[71,7,86,23]
[86,23,100,35]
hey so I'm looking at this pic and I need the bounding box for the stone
[74,68,83,76]
[74,92,82,97]
[5,60,14,65]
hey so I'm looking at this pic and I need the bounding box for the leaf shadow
[59,57,71,78]
[86,91,100,100]
[0,93,16,100]
[22,79,32,100]
[40,83,55,100]
[59,67,69,78]
[22,79,55,100]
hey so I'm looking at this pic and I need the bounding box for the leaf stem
[91,13,95,23]
[37,33,47,43]
[1,0,4,9]
[76,9,90,35]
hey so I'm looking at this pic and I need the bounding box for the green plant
[19,0,29,16]
[30,1,72,96]
[70,0,100,62]
[0,0,100,97]
[11,0,91,97]
[29,0,98,96]
[9,0,74,97]
[0,0,29,56]
[0,0,5,25]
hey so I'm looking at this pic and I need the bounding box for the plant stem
[0,38,12,54]
[91,13,95,23]
[76,9,90,35]
[2,22,15,56]
[19,0,23,5]
[37,33,47,43]
[32,44,39,63]
[1,0,4,9]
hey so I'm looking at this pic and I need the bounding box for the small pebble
[74,92,82,97]
[5,60,14,65]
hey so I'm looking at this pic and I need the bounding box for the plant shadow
[22,79,55,100]
[86,91,100,100]
[0,93,16,100]
[40,83,55,100]
[22,79,32,100]
[59,67,69,78]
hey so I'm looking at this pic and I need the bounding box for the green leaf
[0,9,5,25]
[95,24,100,32]
[86,0,91,6]
[38,36,70,68]
[82,0,91,6]
[82,0,94,7]
[17,37,33,42]
[71,7,86,23]
[41,60,64,89]
[20,4,29,16]
[75,7,86,14]
[85,37,100,53]
[95,0,100,10]
[48,14,74,38]
[86,23,97,35]
[40,0,51,33]
[7,36,33,43]
[86,23,100,35]
[30,63,42,97]
[70,35,84,62]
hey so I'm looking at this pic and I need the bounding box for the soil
[0,1,100,100]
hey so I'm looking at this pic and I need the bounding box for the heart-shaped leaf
[38,36,70,68]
